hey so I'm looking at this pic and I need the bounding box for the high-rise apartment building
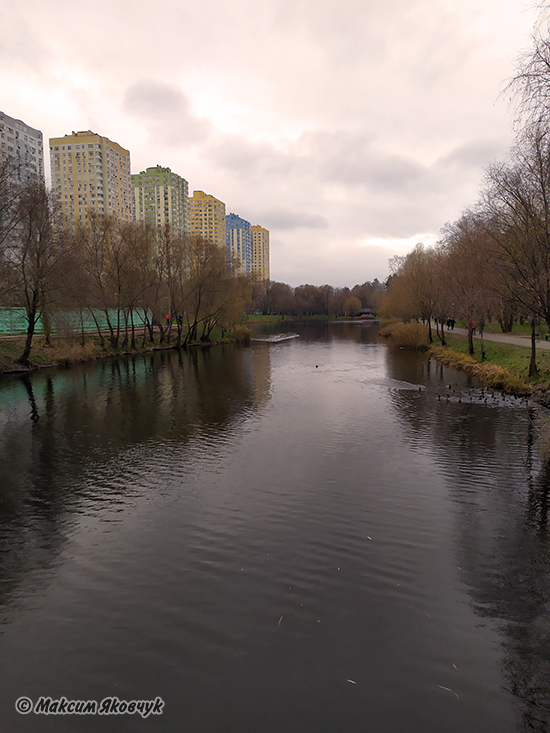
[251,225,270,281]
[226,213,252,275]
[132,166,189,235]
[49,130,132,230]
[0,111,44,182]
[189,190,226,249]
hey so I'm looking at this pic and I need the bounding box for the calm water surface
[0,321,549,732]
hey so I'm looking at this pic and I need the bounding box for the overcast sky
[0,0,541,286]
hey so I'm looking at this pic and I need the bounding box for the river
[0,321,548,732]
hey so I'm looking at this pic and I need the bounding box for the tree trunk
[130,308,136,349]
[438,318,446,346]
[19,327,35,365]
[529,319,538,377]
[467,323,474,355]
[19,297,39,365]
[41,305,52,346]
[89,308,104,347]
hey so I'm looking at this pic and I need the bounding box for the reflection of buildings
[49,130,132,231]
[250,343,272,409]
[0,345,273,622]
[0,110,44,182]
[132,165,189,235]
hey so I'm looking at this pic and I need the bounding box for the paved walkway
[439,325,550,350]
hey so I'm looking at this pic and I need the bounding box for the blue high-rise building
[226,213,252,275]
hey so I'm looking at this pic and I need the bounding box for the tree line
[249,279,384,318]
[0,160,251,364]
[382,6,550,377]
[0,159,385,365]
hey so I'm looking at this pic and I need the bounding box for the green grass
[432,333,550,392]
[456,320,550,338]
[244,314,334,323]
[243,314,286,323]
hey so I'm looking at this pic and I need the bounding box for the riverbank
[429,334,550,399]
[428,344,535,395]
[0,327,250,376]
[379,319,550,397]
[243,314,377,324]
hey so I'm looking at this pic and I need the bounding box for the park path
[439,325,550,350]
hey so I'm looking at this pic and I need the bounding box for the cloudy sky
[0,0,541,286]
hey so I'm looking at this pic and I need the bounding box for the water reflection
[0,346,272,617]
[387,350,550,731]
[1,322,548,732]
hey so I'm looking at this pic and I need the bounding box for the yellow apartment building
[189,190,226,249]
[251,225,270,281]
[49,131,132,230]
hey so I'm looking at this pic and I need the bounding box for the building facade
[226,213,252,275]
[0,111,44,182]
[251,225,270,281]
[189,190,226,249]
[49,130,132,230]
[132,166,189,236]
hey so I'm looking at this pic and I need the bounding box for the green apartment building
[132,165,190,235]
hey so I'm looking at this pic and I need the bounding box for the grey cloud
[204,127,474,241]
[256,208,329,231]
[209,129,426,192]
[294,129,426,189]
[0,13,51,72]
[123,79,210,145]
[435,139,508,171]
[322,147,425,189]
[206,135,295,177]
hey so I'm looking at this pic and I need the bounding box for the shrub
[378,320,429,348]
[228,325,251,345]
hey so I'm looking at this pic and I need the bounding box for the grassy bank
[428,344,534,395]
[428,333,550,395]
[243,314,335,324]
[0,325,250,376]
[378,319,549,395]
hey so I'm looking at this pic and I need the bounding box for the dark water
[1,321,549,732]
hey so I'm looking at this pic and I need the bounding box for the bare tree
[343,295,361,317]
[181,236,236,344]
[481,125,550,373]
[0,157,23,252]
[383,244,444,341]
[73,212,138,348]
[119,221,155,348]
[440,213,497,357]
[505,3,550,130]
[4,182,60,364]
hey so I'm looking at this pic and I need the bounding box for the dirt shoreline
[0,336,235,377]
